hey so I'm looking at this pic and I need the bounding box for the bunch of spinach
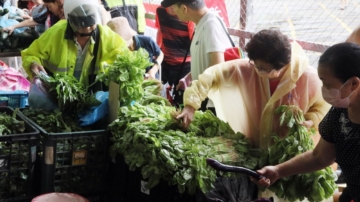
[265,105,337,202]
[96,48,152,106]
[110,101,262,194]
[0,109,25,135]
[21,108,83,133]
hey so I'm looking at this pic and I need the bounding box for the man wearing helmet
[21,0,129,121]
[22,0,127,83]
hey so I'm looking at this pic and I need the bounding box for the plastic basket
[0,91,28,109]
[0,107,39,202]
[19,113,108,201]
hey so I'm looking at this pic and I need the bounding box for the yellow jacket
[184,42,330,150]
[21,20,128,86]
[106,0,146,33]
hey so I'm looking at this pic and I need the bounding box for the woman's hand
[176,105,195,128]
[251,166,280,188]
[300,120,314,129]
[3,26,15,35]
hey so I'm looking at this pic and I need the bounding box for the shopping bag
[28,75,58,111]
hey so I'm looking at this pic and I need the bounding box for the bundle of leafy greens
[264,105,337,202]
[109,80,263,194]
[38,74,101,114]
[96,48,152,106]
[0,108,25,135]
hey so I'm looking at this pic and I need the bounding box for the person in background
[4,0,110,35]
[106,0,145,34]
[3,0,64,35]
[20,0,43,19]
[340,0,348,10]
[155,6,194,105]
[255,42,360,202]
[161,0,232,114]
[176,29,330,201]
[107,17,163,80]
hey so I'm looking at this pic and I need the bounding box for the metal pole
[239,0,248,49]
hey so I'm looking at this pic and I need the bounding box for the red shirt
[269,80,280,95]
[155,6,194,65]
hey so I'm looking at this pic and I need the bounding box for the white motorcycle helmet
[63,0,102,35]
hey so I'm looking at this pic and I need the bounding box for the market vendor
[255,42,360,202]
[21,0,129,121]
[107,17,164,80]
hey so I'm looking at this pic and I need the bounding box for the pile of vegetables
[21,108,83,133]
[109,80,262,194]
[0,108,25,134]
[263,105,337,202]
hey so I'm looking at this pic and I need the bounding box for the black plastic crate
[0,107,39,202]
[20,114,109,200]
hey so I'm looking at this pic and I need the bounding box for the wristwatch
[153,60,159,65]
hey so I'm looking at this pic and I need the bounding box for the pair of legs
[340,0,348,10]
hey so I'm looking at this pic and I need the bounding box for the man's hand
[176,105,195,128]
[30,62,47,77]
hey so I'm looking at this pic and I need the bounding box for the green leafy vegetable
[96,48,152,106]
[109,81,262,194]
[265,105,337,202]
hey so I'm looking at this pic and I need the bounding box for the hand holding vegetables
[176,105,196,128]
[254,105,337,202]
[300,120,314,129]
[30,62,47,77]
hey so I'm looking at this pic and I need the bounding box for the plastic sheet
[28,73,57,111]
[196,176,259,202]
[78,91,109,126]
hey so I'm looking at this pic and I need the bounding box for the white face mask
[321,80,354,108]
[255,68,281,79]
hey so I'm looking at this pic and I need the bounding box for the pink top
[32,193,89,202]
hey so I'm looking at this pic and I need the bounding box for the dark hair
[176,0,205,10]
[245,29,291,70]
[43,0,56,2]
[319,42,360,83]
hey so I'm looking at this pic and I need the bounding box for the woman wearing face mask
[254,42,360,202]
[177,28,330,149]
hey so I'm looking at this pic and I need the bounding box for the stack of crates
[0,91,28,109]
[0,107,39,202]
[21,115,109,202]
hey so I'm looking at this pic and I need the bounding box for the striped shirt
[155,6,194,65]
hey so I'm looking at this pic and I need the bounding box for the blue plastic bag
[28,76,58,111]
[79,91,109,126]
